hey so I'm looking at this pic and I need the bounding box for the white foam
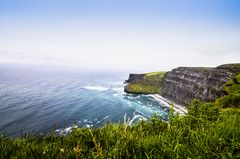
[82,86,109,91]
[55,124,79,136]
[128,114,147,125]
[72,124,78,128]
[150,94,188,115]
[56,126,72,136]
[83,119,93,123]
[85,124,90,128]
[128,104,133,107]
[113,93,118,97]
[125,98,156,116]
[84,124,93,128]
[109,81,124,85]
[112,87,123,91]
[103,115,110,120]
[64,127,72,132]
[136,104,155,115]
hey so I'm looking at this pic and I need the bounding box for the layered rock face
[160,64,240,105]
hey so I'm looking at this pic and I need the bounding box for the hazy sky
[0,0,240,72]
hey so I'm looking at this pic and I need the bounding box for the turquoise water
[0,64,169,136]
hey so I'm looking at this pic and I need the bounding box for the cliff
[124,72,166,94]
[124,64,240,106]
[125,74,145,83]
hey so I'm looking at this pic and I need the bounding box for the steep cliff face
[125,74,145,83]
[160,64,240,105]
[124,64,240,106]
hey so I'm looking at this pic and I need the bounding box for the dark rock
[125,74,145,83]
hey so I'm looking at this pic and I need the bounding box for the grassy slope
[215,73,240,108]
[126,71,166,94]
[1,73,240,158]
[126,82,161,94]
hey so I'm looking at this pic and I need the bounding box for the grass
[125,82,161,94]
[125,72,166,94]
[144,71,166,77]
[1,101,240,158]
[223,74,240,94]
[219,63,240,68]
[144,71,166,82]
[1,73,240,158]
[215,73,240,108]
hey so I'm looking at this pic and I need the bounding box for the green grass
[1,73,240,158]
[144,71,166,81]
[1,101,240,158]
[215,73,240,108]
[125,82,161,94]
[225,63,240,68]
[125,72,166,94]
[223,74,240,94]
[145,71,166,77]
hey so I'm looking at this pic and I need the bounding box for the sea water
[0,64,169,136]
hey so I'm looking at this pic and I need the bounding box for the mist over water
[0,64,169,136]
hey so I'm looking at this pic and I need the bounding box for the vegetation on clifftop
[125,82,161,94]
[215,73,240,108]
[1,73,240,158]
[125,71,166,94]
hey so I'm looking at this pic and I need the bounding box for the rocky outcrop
[124,64,240,106]
[125,74,145,83]
[160,64,240,105]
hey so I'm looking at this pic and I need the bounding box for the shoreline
[150,94,188,115]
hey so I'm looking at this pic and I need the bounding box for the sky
[0,0,240,72]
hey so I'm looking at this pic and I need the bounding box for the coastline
[150,94,188,115]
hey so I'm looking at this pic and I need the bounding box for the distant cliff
[124,72,166,94]
[124,64,240,106]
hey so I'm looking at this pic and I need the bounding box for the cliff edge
[124,64,240,106]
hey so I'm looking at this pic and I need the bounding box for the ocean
[0,64,169,136]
